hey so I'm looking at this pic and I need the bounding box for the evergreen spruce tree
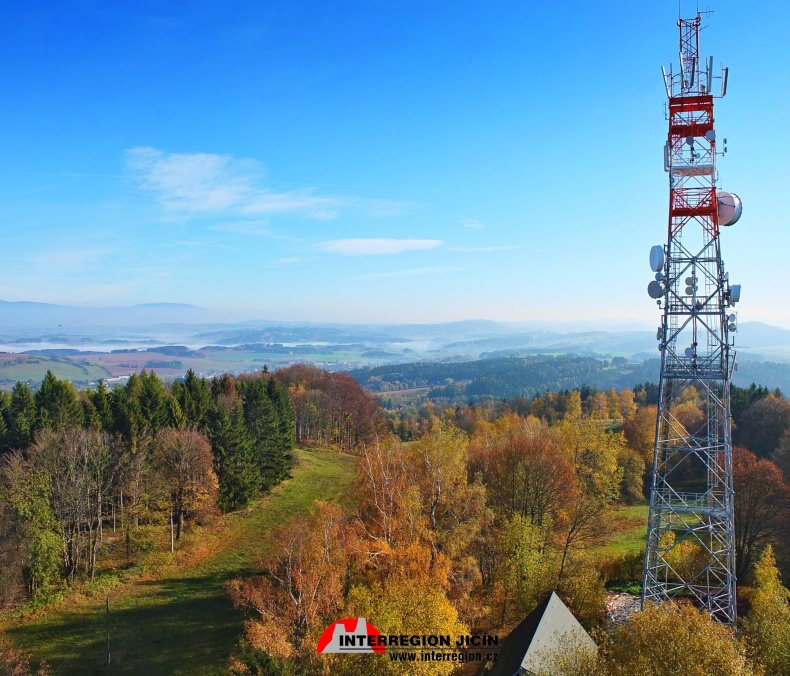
[0,390,10,453]
[7,382,35,450]
[167,396,186,429]
[238,378,285,489]
[178,369,212,429]
[209,403,258,511]
[90,380,114,432]
[139,370,169,437]
[267,378,295,466]
[34,371,83,432]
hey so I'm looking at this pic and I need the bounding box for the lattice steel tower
[642,12,742,624]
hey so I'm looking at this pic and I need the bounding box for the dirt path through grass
[1,448,357,675]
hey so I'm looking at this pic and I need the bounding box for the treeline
[350,354,790,404]
[351,355,608,395]
[0,368,295,605]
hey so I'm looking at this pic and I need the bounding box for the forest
[0,366,789,674]
[350,354,790,406]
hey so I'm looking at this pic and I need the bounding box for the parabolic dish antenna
[650,245,665,272]
[648,280,665,299]
[717,191,743,226]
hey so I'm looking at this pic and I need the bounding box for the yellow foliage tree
[342,581,468,676]
[743,545,790,675]
[553,419,624,502]
[602,603,753,675]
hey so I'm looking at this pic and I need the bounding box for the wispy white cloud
[126,147,340,218]
[317,238,443,256]
[461,219,485,229]
[357,266,456,279]
[210,221,272,236]
[449,245,522,252]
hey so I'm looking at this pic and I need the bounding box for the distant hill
[349,355,790,404]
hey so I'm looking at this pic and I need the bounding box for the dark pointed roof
[488,592,596,676]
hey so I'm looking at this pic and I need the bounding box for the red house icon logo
[316,617,386,654]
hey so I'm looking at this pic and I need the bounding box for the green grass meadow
[1,448,357,675]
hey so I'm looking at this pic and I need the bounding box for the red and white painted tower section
[642,12,742,624]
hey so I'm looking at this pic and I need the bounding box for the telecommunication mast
[642,12,742,624]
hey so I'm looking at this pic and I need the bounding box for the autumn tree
[553,419,624,503]
[601,603,752,675]
[736,393,790,458]
[151,427,217,539]
[733,447,790,580]
[228,502,350,667]
[406,420,485,561]
[0,638,51,676]
[353,434,410,547]
[276,364,382,450]
[472,419,575,533]
[495,515,557,626]
[343,580,467,676]
[742,545,790,675]
[773,429,790,482]
[555,487,605,581]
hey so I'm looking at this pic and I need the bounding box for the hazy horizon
[2,1,787,326]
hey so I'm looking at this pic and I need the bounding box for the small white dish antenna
[729,323,737,332]
[717,191,743,226]
[705,130,716,142]
[650,245,665,272]
[728,313,736,323]
[685,347,694,357]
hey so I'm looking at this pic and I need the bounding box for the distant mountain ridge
[1,300,790,363]
[0,300,209,328]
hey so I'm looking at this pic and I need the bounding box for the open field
[0,448,358,675]
[596,502,650,556]
[0,346,401,390]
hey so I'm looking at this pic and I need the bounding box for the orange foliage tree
[228,502,351,663]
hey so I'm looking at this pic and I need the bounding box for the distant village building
[488,592,597,676]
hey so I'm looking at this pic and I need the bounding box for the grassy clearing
[596,501,650,557]
[0,448,357,675]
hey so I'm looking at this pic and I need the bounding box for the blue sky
[0,1,787,326]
